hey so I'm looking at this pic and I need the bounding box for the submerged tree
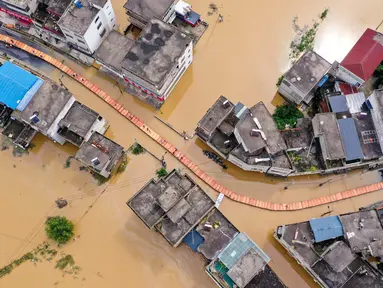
[272,104,303,130]
[45,216,74,244]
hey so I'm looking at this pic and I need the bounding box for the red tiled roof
[341,28,383,81]
[338,83,358,95]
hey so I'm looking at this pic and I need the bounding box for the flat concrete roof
[282,121,312,150]
[312,113,345,160]
[340,210,383,256]
[12,80,72,134]
[196,209,239,260]
[121,19,192,88]
[197,96,235,138]
[94,30,134,73]
[47,0,71,16]
[284,50,331,94]
[244,265,286,288]
[236,102,287,155]
[75,132,124,173]
[2,0,31,9]
[59,101,99,138]
[227,248,266,288]
[352,112,382,160]
[58,4,100,35]
[127,170,215,246]
[322,241,356,272]
[123,0,175,21]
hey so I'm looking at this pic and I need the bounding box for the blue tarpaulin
[309,216,344,243]
[183,230,204,252]
[0,62,39,109]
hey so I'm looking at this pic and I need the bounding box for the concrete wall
[333,63,364,87]
[45,96,76,144]
[160,39,193,99]
[367,92,383,151]
[278,79,305,105]
[2,0,38,16]
[227,154,270,173]
[59,0,116,54]
[84,117,108,142]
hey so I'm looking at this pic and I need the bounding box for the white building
[58,0,116,54]
[120,18,193,105]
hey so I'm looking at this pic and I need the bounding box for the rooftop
[284,50,331,94]
[339,210,383,257]
[0,62,39,110]
[75,132,124,176]
[281,118,313,150]
[47,0,72,16]
[328,95,349,113]
[58,3,100,35]
[58,101,101,146]
[276,212,383,288]
[337,118,364,161]
[2,0,32,9]
[244,265,286,288]
[352,112,382,160]
[195,209,239,260]
[341,28,383,81]
[94,30,134,73]
[309,216,344,243]
[121,19,192,88]
[123,0,175,21]
[196,96,235,140]
[312,113,345,161]
[12,80,72,134]
[235,102,287,155]
[127,170,215,246]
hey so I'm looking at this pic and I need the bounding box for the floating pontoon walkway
[1,34,382,211]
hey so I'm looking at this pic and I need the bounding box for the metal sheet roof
[338,118,364,161]
[0,62,38,109]
[341,28,383,81]
[309,216,344,243]
[218,232,270,269]
[345,92,366,114]
[329,95,349,113]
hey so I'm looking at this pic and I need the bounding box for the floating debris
[55,198,68,209]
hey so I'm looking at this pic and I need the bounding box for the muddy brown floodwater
[1,0,383,287]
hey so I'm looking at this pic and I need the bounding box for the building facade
[58,0,116,54]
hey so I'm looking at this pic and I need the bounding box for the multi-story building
[0,0,38,23]
[120,18,193,107]
[278,50,332,106]
[58,0,116,54]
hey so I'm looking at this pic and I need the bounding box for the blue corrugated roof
[309,216,344,243]
[338,118,364,161]
[0,62,38,109]
[329,95,349,113]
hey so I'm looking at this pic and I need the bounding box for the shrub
[45,216,74,244]
[156,168,168,178]
[131,143,144,155]
[272,104,303,130]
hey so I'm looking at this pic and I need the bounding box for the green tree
[45,216,74,244]
[272,104,303,130]
[156,168,168,178]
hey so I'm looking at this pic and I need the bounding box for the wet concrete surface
[1,0,383,287]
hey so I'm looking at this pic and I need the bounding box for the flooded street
[1,0,383,287]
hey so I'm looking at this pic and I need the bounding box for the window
[65,33,73,39]
[108,11,111,16]
[97,22,102,30]
[113,24,116,28]
[106,5,110,9]
[95,16,99,23]
[99,28,106,38]
[78,39,86,44]
[110,18,113,22]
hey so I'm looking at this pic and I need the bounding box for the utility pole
[319,178,332,187]
[376,20,383,31]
